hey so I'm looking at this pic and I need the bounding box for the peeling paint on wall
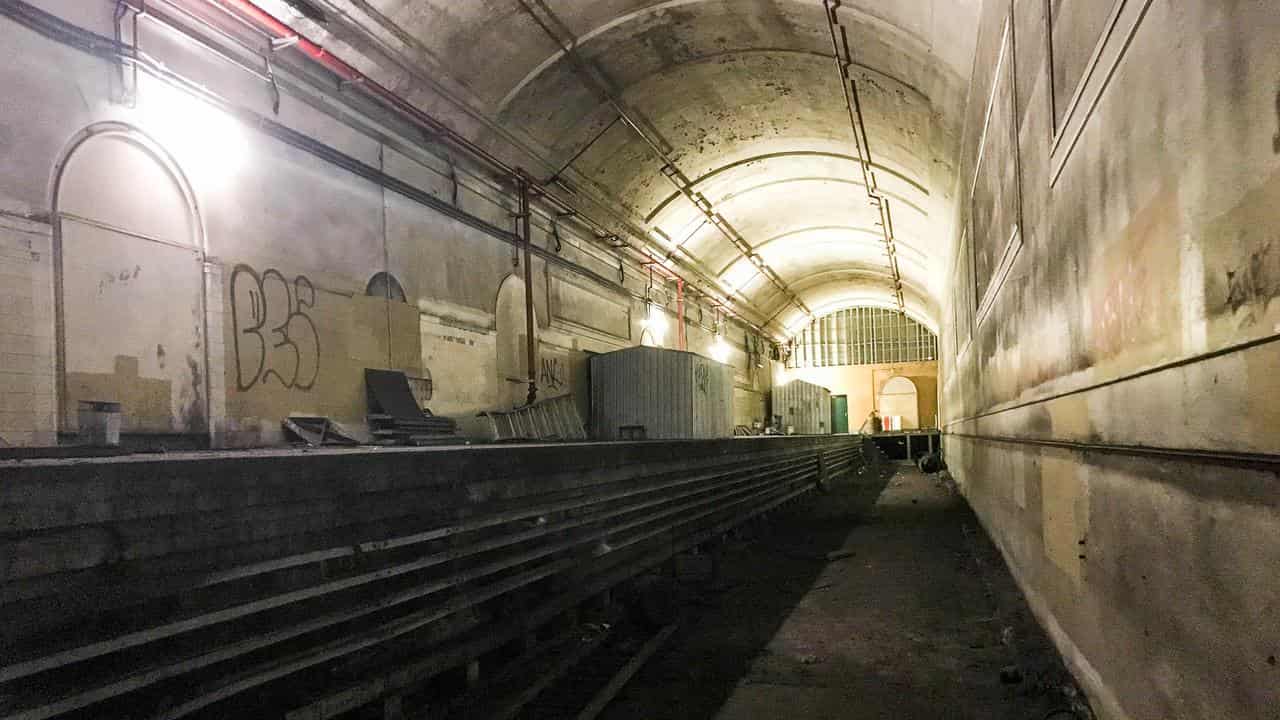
[1088,186,1182,366]
[1040,454,1089,589]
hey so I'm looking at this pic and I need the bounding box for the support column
[517,173,537,406]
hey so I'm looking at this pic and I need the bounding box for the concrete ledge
[0,435,867,720]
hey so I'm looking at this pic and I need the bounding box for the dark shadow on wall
[63,354,209,450]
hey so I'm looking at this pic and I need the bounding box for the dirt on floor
[599,464,1092,720]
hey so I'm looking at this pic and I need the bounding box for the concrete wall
[782,360,939,432]
[0,3,772,447]
[941,1,1280,718]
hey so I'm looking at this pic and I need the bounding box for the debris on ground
[917,452,945,474]
[1000,665,1024,684]
[596,465,1095,720]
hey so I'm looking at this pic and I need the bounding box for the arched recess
[366,271,407,303]
[494,273,538,409]
[52,123,209,439]
[878,376,920,430]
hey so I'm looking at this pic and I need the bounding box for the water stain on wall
[182,354,206,433]
[1273,86,1279,154]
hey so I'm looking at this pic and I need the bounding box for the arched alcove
[52,123,208,437]
[494,273,537,408]
[366,271,407,303]
[878,376,920,430]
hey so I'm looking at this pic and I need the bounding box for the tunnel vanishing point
[0,1,1277,719]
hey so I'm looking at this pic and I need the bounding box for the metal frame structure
[10,0,783,339]
[515,0,812,321]
[822,0,906,313]
[789,306,938,369]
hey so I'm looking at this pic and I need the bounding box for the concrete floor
[601,465,1085,720]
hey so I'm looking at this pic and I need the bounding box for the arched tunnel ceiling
[273,0,981,333]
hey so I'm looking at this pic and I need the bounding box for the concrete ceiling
[266,0,982,333]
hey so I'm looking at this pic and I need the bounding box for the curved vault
[271,0,981,334]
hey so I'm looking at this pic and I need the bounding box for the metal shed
[772,379,833,435]
[589,346,734,440]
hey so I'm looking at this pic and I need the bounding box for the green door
[830,395,850,434]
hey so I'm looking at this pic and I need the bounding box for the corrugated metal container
[772,380,832,435]
[590,346,734,440]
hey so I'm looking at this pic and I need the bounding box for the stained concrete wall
[0,3,771,447]
[941,1,1280,718]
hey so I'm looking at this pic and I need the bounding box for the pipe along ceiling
[256,0,981,335]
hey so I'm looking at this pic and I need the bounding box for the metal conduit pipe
[206,0,780,338]
[5,0,777,343]
[514,0,812,321]
[518,174,538,406]
[822,0,906,313]
[3,0,632,296]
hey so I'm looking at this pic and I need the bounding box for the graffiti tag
[230,264,320,391]
[98,265,142,295]
[539,356,566,391]
[1225,240,1277,317]
[694,362,709,395]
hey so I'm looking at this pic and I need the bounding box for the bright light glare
[710,335,731,364]
[141,85,246,182]
[643,303,667,346]
[774,364,793,386]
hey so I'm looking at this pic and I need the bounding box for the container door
[831,395,850,434]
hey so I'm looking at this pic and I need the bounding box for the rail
[0,436,872,719]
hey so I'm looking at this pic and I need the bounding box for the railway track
[0,436,892,720]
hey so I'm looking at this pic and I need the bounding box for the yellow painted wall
[777,360,939,432]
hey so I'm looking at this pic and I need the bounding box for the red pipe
[676,278,686,351]
[211,0,516,174]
